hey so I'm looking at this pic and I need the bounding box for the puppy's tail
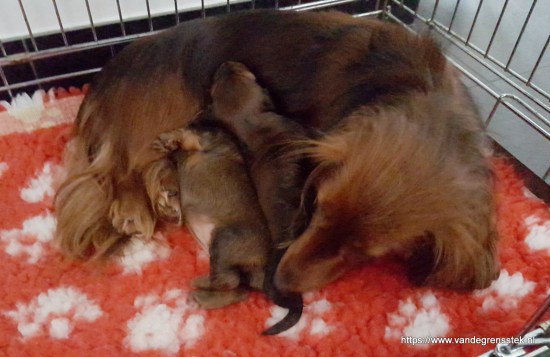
[262,247,303,336]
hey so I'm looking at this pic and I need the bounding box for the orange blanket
[1,91,549,357]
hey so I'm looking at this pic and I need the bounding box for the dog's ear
[305,134,349,166]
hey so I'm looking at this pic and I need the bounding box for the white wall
[0,0,241,41]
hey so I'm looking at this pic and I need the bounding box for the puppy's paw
[189,289,248,310]
[155,187,181,223]
[191,275,214,290]
[153,128,203,153]
[152,130,183,153]
[191,273,240,291]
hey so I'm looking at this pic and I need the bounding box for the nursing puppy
[210,61,312,335]
[153,124,271,309]
[55,11,498,293]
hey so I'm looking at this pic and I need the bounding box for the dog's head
[274,118,376,293]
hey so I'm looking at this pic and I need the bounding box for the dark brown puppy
[55,11,498,294]
[210,61,312,335]
[153,125,271,309]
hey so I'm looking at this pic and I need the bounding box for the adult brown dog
[55,10,498,292]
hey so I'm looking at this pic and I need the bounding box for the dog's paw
[109,197,154,239]
[188,289,248,310]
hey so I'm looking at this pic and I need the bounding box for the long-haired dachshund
[55,10,498,293]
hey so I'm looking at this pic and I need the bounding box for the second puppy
[210,61,310,335]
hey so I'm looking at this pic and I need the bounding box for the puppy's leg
[191,226,245,291]
[248,269,265,291]
[189,289,248,310]
[109,174,155,239]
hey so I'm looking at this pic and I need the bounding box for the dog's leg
[109,174,155,239]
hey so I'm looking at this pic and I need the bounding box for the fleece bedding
[0,89,549,357]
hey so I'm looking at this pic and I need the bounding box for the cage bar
[17,0,38,51]
[504,0,536,71]
[466,0,483,45]
[116,0,127,36]
[145,0,154,31]
[527,35,549,86]
[484,0,509,57]
[0,39,7,57]
[52,0,69,46]
[447,0,461,33]
[427,0,439,24]
[174,0,180,25]
[84,0,98,41]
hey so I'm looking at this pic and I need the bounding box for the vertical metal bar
[484,0,509,57]
[485,97,502,127]
[448,0,461,33]
[428,0,440,23]
[227,0,230,13]
[0,65,14,99]
[527,35,549,85]
[52,0,69,46]
[84,0,98,41]
[505,0,537,71]
[375,0,381,10]
[17,0,38,51]
[145,0,153,31]
[116,0,127,36]
[275,0,279,9]
[201,0,206,18]
[251,0,255,9]
[466,0,484,45]
[0,39,7,57]
[174,0,179,25]
[21,39,42,90]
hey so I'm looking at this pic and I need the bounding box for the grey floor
[407,0,550,184]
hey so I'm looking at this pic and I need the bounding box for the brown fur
[275,70,498,292]
[153,126,271,309]
[55,10,498,292]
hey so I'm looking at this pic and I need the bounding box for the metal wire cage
[0,0,548,184]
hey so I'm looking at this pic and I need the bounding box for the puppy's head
[210,61,272,121]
